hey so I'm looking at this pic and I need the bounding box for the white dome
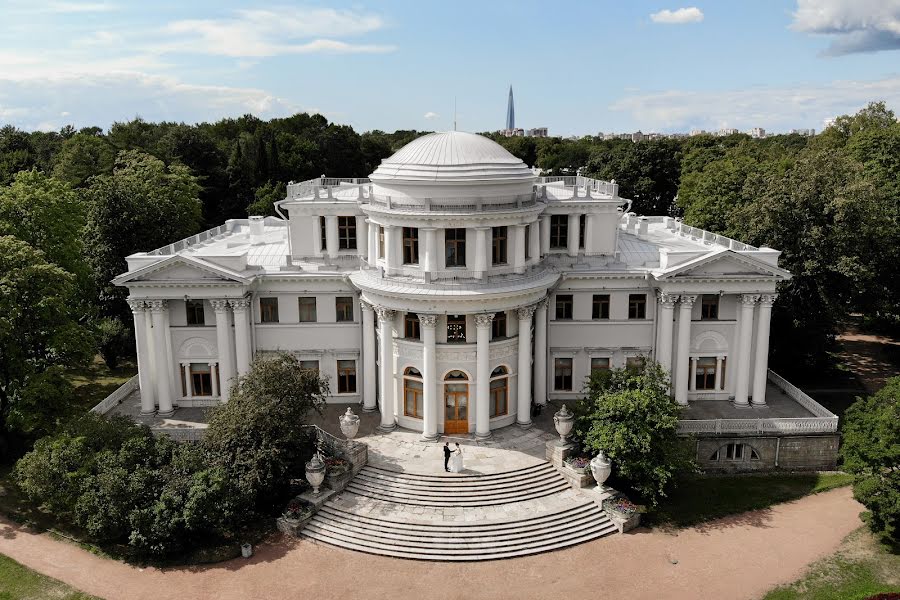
[369,131,535,183]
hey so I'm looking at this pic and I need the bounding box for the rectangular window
[185,300,205,326]
[628,294,647,319]
[492,226,508,265]
[695,357,717,390]
[445,228,466,267]
[625,356,643,371]
[338,216,357,250]
[592,294,610,319]
[524,226,531,259]
[337,360,357,393]
[591,357,610,374]
[555,294,573,320]
[335,297,354,322]
[550,215,568,248]
[554,358,573,391]
[492,311,507,339]
[260,297,279,323]
[402,227,419,264]
[579,214,586,249]
[190,363,212,396]
[725,443,743,460]
[404,313,420,339]
[701,295,719,320]
[447,315,466,343]
[378,226,385,259]
[299,360,319,374]
[320,216,327,252]
[298,297,317,322]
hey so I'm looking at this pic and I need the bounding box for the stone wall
[695,434,840,473]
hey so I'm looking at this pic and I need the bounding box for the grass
[64,355,136,413]
[0,553,97,600]
[649,472,854,528]
[764,527,900,600]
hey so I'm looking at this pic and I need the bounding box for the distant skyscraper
[506,85,515,130]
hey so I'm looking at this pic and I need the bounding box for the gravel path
[0,487,862,600]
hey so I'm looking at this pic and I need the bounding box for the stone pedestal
[298,488,336,509]
[584,487,642,533]
[276,514,316,537]
[558,464,595,489]
[326,471,354,493]
[545,439,575,468]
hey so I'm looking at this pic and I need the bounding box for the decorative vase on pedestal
[590,451,612,491]
[553,404,574,446]
[305,453,326,495]
[339,407,360,440]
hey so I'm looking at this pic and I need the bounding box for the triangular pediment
[658,250,790,280]
[113,255,249,285]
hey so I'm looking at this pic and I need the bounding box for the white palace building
[115,131,799,442]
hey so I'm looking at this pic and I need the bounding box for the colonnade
[361,300,548,440]
[655,292,777,407]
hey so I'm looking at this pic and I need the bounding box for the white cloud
[792,0,900,55]
[610,76,900,131]
[649,7,704,24]
[424,111,438,120]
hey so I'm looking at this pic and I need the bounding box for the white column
[182,363,192,400]
[128,299,156,415]
[149,300,174,416]
[361,301,377,411]
[420,314,438,440]
[534,300,548,405]
[715,355,724,392]
[513,224,526,274]
[230,298,252,376]
[211,300,235,402]
[529,221,541,263]
[734,294,759,407]
[656,292,677,383]
[516,305,535,427]
[540,215,551,256]
[689,357,698,392]
[209,362,219,398]
[367,220,378,265]
[383,225,397,273]
[475,313,494,439]
[567,213,580,257]
[474,227,489,279]
[422,227,437,276]
[376,307,396,431]
[356,215,368,259]
[584,214,596,254]
[325,215,339,258]
[751,294,776,406]
[674,295,696,406]
[162,305,176,402]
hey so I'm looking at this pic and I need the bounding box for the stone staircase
[301,463,617,560]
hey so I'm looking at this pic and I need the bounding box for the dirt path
[836,323,900,394]
[0,487,863,600]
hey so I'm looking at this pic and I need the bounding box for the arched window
[489,366,509,418]
[403,367,423,418]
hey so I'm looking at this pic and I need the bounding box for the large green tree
[584,139,682,215]
[52,133,116,188]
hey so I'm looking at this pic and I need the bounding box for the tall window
[492,226,508,265]
[695,357,717,390]
[445,228,466,267]
[447,315,466,343]
[492,311,507,339]
[579,214,586,249]
[592,294,610,319]
[335,297,354,322]
[378,226,385,259]
[338,216,357,250]
[403,367,423,417]
[555,295,573,320]
[319,217,327,252]
[298,297,317,322]
[185,300,205,326]
[524,226,531,259]
[701,295,719,320]
[554,358,573,391]
[550,215,568,248]
[402,227,419,264]
[628,294,647,319]
[299,360,319,374]
[489,366,509,417]
[725,443,744,460]
[189,363,213,396]
[260,297,279,323]
[404,313,420,339]
[591,357,610,374]
[337,360,357,393]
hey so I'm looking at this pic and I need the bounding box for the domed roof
[369,131,535,183]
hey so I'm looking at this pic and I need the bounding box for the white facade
[115,131,790,438]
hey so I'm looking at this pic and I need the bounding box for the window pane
[492,226,507,265]
[447,315,466,342]
[298,297,317,322]
[445,228,466,267]
[628,294,646,319]
[554,358,573,390]
[492,311,507,338]
[402,227,419,264]
[556,295,573,319]
[550,215,568,248]
[405,313,420,339]
[591,357,610,372]
[260,298,279,323]
[337,359,356,393]
[336,297,354,322]
[701,294,719,319]
[338,216,357,250]
[185,300,205,326]
[592,294,609,319]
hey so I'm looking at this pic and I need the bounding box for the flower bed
[602,496,638,517]
[324,456,351,476]
[565,456,591,471]
[282,497,315,521]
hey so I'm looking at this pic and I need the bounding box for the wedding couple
[443,442,464,473]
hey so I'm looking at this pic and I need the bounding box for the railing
[90,375,139,415]
[766,370,839,419]
[286,177,371,200]
[537,175,619,198]
[367,193,537,213]
[355,261,559,290]
[146,224,230,256]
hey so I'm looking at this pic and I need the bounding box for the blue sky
[1,0,899,135]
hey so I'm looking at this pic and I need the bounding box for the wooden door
[444,383,469,434]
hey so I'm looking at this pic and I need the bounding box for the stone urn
[553,404,575,446]
[339,407,360,440]
[305,453,326,495]
[590,451,612,491]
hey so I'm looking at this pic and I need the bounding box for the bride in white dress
[449,443,464,473]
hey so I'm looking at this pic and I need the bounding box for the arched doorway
[444,370,469,434]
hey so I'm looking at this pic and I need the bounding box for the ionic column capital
[758,293,778,307]
[679,294,697,307]
[474,313,495,328]
[229,297,251,311]
[374,307,395,322]
[516,305,536,320]
[740,293,761,306]
[210,299,230,312]
[127,298,146,313]
[418,314,438,328]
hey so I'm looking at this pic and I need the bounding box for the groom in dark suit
[443,442,452,472]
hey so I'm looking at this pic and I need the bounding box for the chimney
[249,216,265,245]
[638,217,649,237]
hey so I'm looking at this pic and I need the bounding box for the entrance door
[444,371,469,434]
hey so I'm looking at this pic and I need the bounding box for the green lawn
[65,355,136,413]
[764,527,900,600]
[649,472,854,528]
[0,553,97,600]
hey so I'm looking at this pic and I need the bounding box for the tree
[202,352,328,512]
[841,377,900,545]
[574,359,695,507]
[52,133,116,188]
[246,181,286,217]
[584,139,682,215]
